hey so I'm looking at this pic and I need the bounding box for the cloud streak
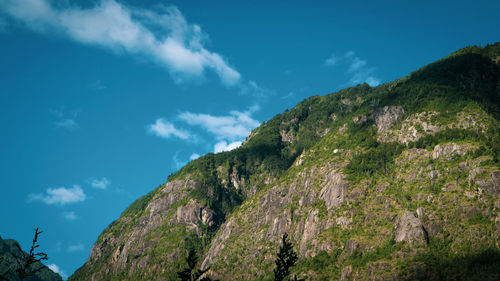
[28,185,86,206]
[0,0,240,85]
[214,140,242,153]
[90,177,111,189]
[55,118,78,131]
[63,211,77,221]
[324,54,337,66]
[47,264,67,279]
[148,118,191,140]
[178,109,259,141]
[345,52,380,86]
[324,51,381,87]
[149,106,260,154]
[67,243,84,252]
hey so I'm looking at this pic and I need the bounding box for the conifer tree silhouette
[0,227,49,281]
[177,248,216,281]
[273,233,303,281]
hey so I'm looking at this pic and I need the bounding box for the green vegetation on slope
[70,43,500,281]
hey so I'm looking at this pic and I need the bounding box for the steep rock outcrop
[71,43,500,281]
[319,170,348,212]
[394,212,425,244]
[373,106,405,133]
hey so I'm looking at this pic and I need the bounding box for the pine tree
[177,248,215,281]
[273,233,301,281]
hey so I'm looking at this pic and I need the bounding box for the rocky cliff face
[70,43,500,281]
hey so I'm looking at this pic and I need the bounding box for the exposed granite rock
[280,128,295,143]
[379,110,488,144]
[86,178,211,279]
[470,168,500,196]
[300,209,333,257]
[340,265,353,281]
[344,239,359,256]
[266,209,292,239]
[316,127,330,137]
[432,143,474,160]
[373,106,405,133]
[394,212,425,244]
[352,114,368,124]
[177,199,214,235]
[230,167,245,190]
[320,170,348,212]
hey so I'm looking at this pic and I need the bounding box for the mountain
[0,236,63,281]
[69,43,500,281]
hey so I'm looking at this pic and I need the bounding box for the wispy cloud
[178,108,259,141]
[0,0,240,85]
[282,92,295,99]
[345,52,380,86]
[148,118,191,140]
[324,51,381,87]
[214,140,242,153]
[50,107,79,131]
[28,185,86,206]
[55,118,78,131]
[324,54,337,66]
[47,264,67,279]
[67,243,84,252]
[63,211,77,221]
[150,106,260,157]
[89,177,111,189]
[172,152,188,170]
[239,80,274,98]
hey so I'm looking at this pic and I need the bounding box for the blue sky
[0,0,498,278]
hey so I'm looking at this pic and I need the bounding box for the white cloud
[282,92,295,99]
[324,54,337,66]
[214,140,242,153]
[148,118,191,140]
[325,51,381,87]
[347,56,367,73]
[67,243,84,252]
[345,51,380,86]
[363,76,381,87]
[47,264,67,279]
[55,118,78,130]
[0,0,240,85]
[63,211,77,221]
[172,152,187,170]
[178,108,259,141]
[150,107,259,156]
[28,185,86,206]
[239,80,274,98]
[90,177,111,189]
